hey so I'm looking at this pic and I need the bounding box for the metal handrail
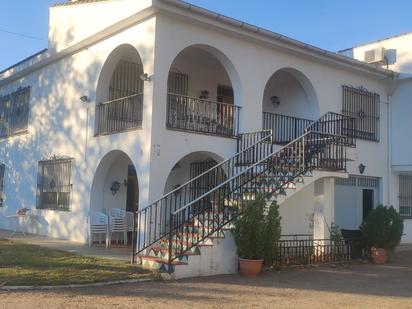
[99,92,143,105]
[167,92,241,108]
[142,130,272,206]
[172,130,346,216]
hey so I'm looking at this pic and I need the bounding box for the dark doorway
[362,189,374,221]
[126,165,139,212]
[126,165,138,246]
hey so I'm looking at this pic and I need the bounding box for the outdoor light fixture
[140,73,151,82]
[358,163,366,174]
[123,179,128,187]
[110,181,121,195]
[200,90,209,99]
[270,96,280,108]
[80,95,89,103]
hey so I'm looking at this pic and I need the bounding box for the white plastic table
[6,214,37,235]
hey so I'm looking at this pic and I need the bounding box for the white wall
[279,183,315,235]
[391,80,412,169]
[263,70,319,119]
[0,17,157,243]
[153,13,391,205]
[343,33,412,242]
[170,47,232,101]
[340,33,412,77]
[48,0,153,53]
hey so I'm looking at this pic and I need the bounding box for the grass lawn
[0,239,158,286]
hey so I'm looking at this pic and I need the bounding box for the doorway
[362,189,374,221]
[126,164,139,213]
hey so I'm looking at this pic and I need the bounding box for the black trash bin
[341,229,363,259]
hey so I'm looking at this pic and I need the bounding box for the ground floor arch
[90,150,139,215]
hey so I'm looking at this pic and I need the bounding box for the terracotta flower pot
[239,258,263,277]
[371,247,388,264]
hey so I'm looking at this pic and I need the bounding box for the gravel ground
[1,247,412,309]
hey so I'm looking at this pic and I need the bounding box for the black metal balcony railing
[262,112,313,144]
[263,111,356,146]
[305,112,356,147]
[167,93,240,137]
[95,93,143,136]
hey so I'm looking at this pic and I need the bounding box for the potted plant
[360,205,403,264]
[233,194,281,276]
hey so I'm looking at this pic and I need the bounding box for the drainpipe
[387,94,392,205]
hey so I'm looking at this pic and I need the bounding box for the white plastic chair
[109,208,127,245]
[89,212,109,248]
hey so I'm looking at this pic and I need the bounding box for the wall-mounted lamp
[123,179,128,187]
[200,90,209,99]
[140,73,151,82]
[110,181,121,195]
[270,96,280,108]
[80,95,89,103]
[358,163,366,174]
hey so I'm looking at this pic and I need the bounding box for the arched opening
[90,150,139,245]
[166,45,241,137]
[262,68,320,144]
[95,44,144,135]
[163,151,226,212]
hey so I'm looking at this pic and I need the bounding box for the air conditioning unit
[364,47,386,64]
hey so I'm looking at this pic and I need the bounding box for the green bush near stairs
[360,204,403,250]
[233,194,281,264]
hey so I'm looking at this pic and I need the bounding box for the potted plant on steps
[233,194,281,277]
[360,205,404,264]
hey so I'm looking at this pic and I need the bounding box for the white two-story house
[340,32,412,245]
[0,0,406,277]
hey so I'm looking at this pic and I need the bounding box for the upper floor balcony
[165,46,239,138]
[94,47,144,136]
[95,93,143,136]
[166,93,240,137]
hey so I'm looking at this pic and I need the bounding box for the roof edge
[158,0,394,78]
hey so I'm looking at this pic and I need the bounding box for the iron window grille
[342,85,380,141]
[36,156,73,211]
[0,87,30,138]
[399,174,412,218]
[335,175,380,188]
[0,163,4,207]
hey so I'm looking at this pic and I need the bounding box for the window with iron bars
[399,174,412,218]
[36,156,73,211]
[0,164,5,207]
[0,87,30,138]
[342,85,380,141]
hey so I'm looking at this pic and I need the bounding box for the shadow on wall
[0,24,155,242]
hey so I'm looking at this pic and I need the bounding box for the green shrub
[360,205,404,250]
[233,194,281,263]
[263,200,282,264]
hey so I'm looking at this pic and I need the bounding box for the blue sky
[1,0,411,71]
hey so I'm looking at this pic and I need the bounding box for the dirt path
[1,247,412,309]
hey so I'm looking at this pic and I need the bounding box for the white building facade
[340,32,412,244]
[0,0,408,276]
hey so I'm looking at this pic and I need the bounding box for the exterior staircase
[132,112,356,278]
